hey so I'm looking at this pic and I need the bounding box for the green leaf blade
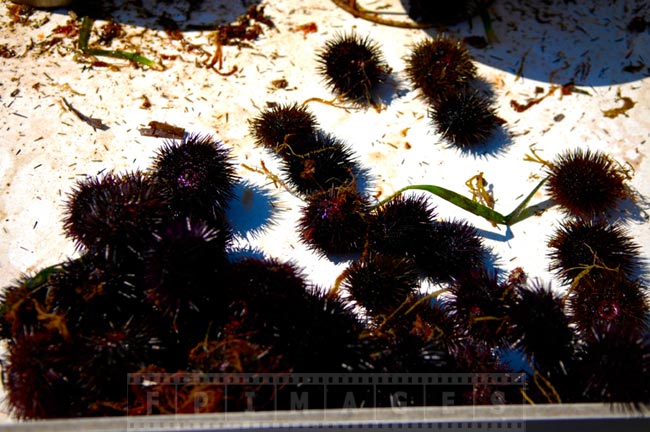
[400,184,508,225]
[504,177,548,225]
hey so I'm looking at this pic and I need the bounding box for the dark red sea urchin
[150,134,237,224]
[75,316,170,405]
[446,270,510,344]
[507,282,575,373]
[143,217,231,323]
[222,258,366,374]
[5,332,83,419]
[545,149,629,219]
[415,219,486,281]
[429,89,500,150]
[248,103,319,154]
[568,272,649,337]
[341,253,420,316]
[280,131,360,196]
[404,36,477,103]
[298,186,370,256]
[366,194,437,259]
[317,32,391,105]
[548,219,640,284]
[576,325,650,405]
[62,171,169,258]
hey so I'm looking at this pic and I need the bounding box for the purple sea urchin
[429,89,500,149]
[143,217,230,323]
[281,131,359,196]
[317,32,391,105]
[76,316,169,403]
[4,332,83,419]
[341,254,420,316]
[62,171,168,258]
[248,103,319,154]
[548,219,640,284]
[223,258,364,373]
[151,134,237,223]
[576,326,650,404]
[224,257,309,308]
[568,272,649,337]
[298,186,370,256]
[415,219,486,281]
[367,194,437,259]
[446,270,510,344]
[507,282,575,373]
[545,149,629,219]
[404,36,477,103]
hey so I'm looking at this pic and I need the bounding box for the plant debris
[139,121,185,139]
[61,97,108,131]
[510,84,589,113]
[98,20,124,46]
[603,90,636,119]
[78,16,158,69]
[0,44,17,58]
[295,22,318,38]
[215,5,274,47]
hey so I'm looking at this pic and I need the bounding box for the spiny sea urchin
[248,103,319,154]
[223,258,365,373]
[576,325,650,404]
[568,272,649,337]
[150,133,237,224]
[446,269,511,344]
[62,171,169,259]
[544,149,629,219]
[298,186,370,256]
[415,219,486,281]
[143,217,231,324]
[224,257,309,308]
[317,32,391,105]
[429,89,501,150]
[404,36,477,103]
[46,253,145,332]
[280,131,360,196]
[366,194,437,259]
[341,253,420,316]
[507,282,575,373]
[548,219,640,284]
[75,316,170,403]
[4,332,83,419]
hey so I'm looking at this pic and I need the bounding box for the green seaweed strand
[373,177,549,226]
[78,16,156,68]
